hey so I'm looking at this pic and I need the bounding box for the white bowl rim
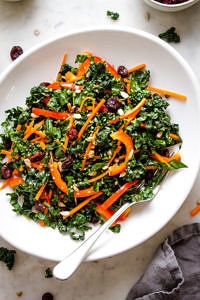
[145,0,198,5]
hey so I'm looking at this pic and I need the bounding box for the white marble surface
[0,0,200,299]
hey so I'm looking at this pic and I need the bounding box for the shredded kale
[0,247,16,270]
[45,267,53,278]
[159,27,180,43]
[0,52,187,241]
[107,10,120,20]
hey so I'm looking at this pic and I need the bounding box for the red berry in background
[10,45,23,61]
[42,292,53,300]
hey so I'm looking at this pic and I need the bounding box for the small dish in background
[143,0,199,12]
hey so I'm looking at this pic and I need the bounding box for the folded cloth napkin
[126,223,200,300]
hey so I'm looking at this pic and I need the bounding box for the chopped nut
[34,29,40,36]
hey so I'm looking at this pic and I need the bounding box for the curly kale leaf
[0,247,16,270]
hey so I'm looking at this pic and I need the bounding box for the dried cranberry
[61,155,73,169]
[10,46,23,61]
[42,292,53,300]
[1,165,13,179]
[3,138,12,150]
[99,104,109,113]
[29,152,44,162]
[117,65,129,78]
[34,201,46,213]
[90,215,99,224]
[106,96,121,112]
[66,127,78,141]
[155,0,188,3]
[40,82,51,87]
[144,169,155,180]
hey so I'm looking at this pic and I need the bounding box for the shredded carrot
[120,98,147,120]
[151,151,181,164]
[101,179,138,210]
[63,116,74,150]
[128,63,146,73]
[65,71,83,83]
[39,220,45,227]
[23,120,45,140]
[78,97,95,112]
[0,178,11,190]
[88,170,109,183]
[63,191,103,219]
[81,126,100,170]
[56,52,67,81]
[49,161,68,194]
[35,182,48,201]
[74,186,99,198]
[31,162,44,170]
[169,133,181,140]
[77,98,106,140]
[16,124,22,131]
[190,203,200,216]
[145,165,157,170]
[147,86,187,101]
[39,141,46,150]
[9,176,24,188]
[108,140,121,166]
[109,98,146,125]
[1,149,13,163]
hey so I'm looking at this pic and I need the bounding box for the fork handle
[53,202,131,280]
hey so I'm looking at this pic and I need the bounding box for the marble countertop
[0,0,200,299]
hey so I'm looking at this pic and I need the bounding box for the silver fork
[53,170,169,280]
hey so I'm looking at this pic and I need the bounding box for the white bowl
[0,26,200,262]
[144,0,199,12]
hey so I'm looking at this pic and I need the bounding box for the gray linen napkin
[126,223,200,300]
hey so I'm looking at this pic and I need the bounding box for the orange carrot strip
[77,99,106,140]
[31,162,44,170]
[16,124,22,131]
[49,161,68,194]
[101,179,138,210]
[63,191,103,219]
[78,97,95,112]
[39,141,46,150]
[1,149,13,163]
[23,120,44,140]
[81,126,101,170]
[0,178,11,190]
[120,98,147,120]
[63,116,74,150]
[108,140,121,166]
[88,170,109,183]
[128,63,146,73]
[151,151,181,164]
[74,186,99,198]
[96,202,117,227]
[117,207,132,221]
[147,86,187,101]
[32,108,70,120]
[56,52,68,81]
[190,204,200,216]
[169,133,181,140]
[39,220,45,227]
[35,182,48,201]
[9,176,24,188]
[145,165,157,170]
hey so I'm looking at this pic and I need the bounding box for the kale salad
[0,52,187,240]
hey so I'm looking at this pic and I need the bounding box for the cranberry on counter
[10,45,23,61]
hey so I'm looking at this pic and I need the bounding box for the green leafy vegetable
[0,52,186,241]
[107,10,119,20]
[0,247,16,270]
[159,27,180,43]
